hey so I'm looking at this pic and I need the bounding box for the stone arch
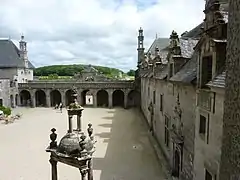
[81,89,90,106]
[50,90,62,107]
[10,94,14,108]
[97,90,108,107]
[127,90,140,108]
[19,90,31,106]
[35,90,46,107]
[15,94,18,106]
[112,90,124,107]
[65,89,75,106]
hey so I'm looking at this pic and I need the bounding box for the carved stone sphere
[57,132,83,155]
[57,132,95,156]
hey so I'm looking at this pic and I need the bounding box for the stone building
[0,79,15,107]
[137,0,228,180]
[194,0,228,179]
[0,36,34,83]
[0,36,34,108]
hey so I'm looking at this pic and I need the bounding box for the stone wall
[140,76,196,180]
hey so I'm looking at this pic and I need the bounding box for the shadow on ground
[93,107,165,180]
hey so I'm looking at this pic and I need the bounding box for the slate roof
[170,51,198,83]
[155,65,168,80]
[159,46,170,64]
[181,22,204,39]
[206,71,226,88]
[178,39,199,59]
[82,64,98,73]
[147,38,170,55]
[0,39,34,68]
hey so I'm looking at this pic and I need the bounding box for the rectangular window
[199,115,206,135]
[0,99,3,106]
[205,169,213,180]
[160,94,163,111]
[153,91,156,104]
[164,115,170,147]
[201,56,213,87]
[148,87,150,97]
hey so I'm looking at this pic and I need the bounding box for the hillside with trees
[33,64,134,80]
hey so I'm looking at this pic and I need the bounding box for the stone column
[60,90,66,107]
[93,92,97,108]
[46,90,51,107]
[124,91,128,109]
[49,158,58,180]
[31,92,36,108]
[108,90,113,108]
[77,115,81,131]
[68,115,73,133]
[17,94,20,106]
[88,159,93,180]
[80,169,87,180]
[12,94,16,108]
[77,90,82,105]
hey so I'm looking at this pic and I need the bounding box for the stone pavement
[0,107,168,180]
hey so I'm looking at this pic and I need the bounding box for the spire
[155,33,158,39]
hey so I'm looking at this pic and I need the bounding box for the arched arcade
[20,90,31,106]
[112,90,124,107]
[35,90,47,107]
[97,90,108,107]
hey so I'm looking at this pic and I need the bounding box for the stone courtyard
[0,107,167,180]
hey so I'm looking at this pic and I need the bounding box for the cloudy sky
[0,0,205,72]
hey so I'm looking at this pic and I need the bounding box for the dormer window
[201,56,213,88]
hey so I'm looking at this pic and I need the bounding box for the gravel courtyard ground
[0,107,166,180]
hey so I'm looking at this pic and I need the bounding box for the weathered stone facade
[137,1,229,179]
[0,79,18,107]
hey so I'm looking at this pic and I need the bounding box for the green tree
[127,69,135,76]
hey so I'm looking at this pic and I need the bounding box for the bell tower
[19,35,29,68]
[137,27,145,68]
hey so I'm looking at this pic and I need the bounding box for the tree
[219,1,240,179]
[127,69,135,76]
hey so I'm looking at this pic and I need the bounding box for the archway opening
[10,95,14,108]
[81,90,89,106]
[65,89,75,106]
[20,90,31,106]
[112,90,124,107]
[35,90,46,107]
[50,90,62,107]
[15,94,18,106]
[97,90,108,107]
[173,150,180,177]
[127,90,140,108]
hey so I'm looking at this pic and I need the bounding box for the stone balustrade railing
[18,81,135,90]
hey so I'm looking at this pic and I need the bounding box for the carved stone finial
[50,128,57,149]
[79,134,87,150]
[87,123,93,137]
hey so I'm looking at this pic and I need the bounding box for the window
[201,56,213,87]
[165,115,170,147]
[148,87,150,97]
[153,91,156,104]
[0,99,2,106]
[21,71,23,74]
[199,115,206,135]
[199,114,210,143]
[205,169,213,180]
[160,94,163,111]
